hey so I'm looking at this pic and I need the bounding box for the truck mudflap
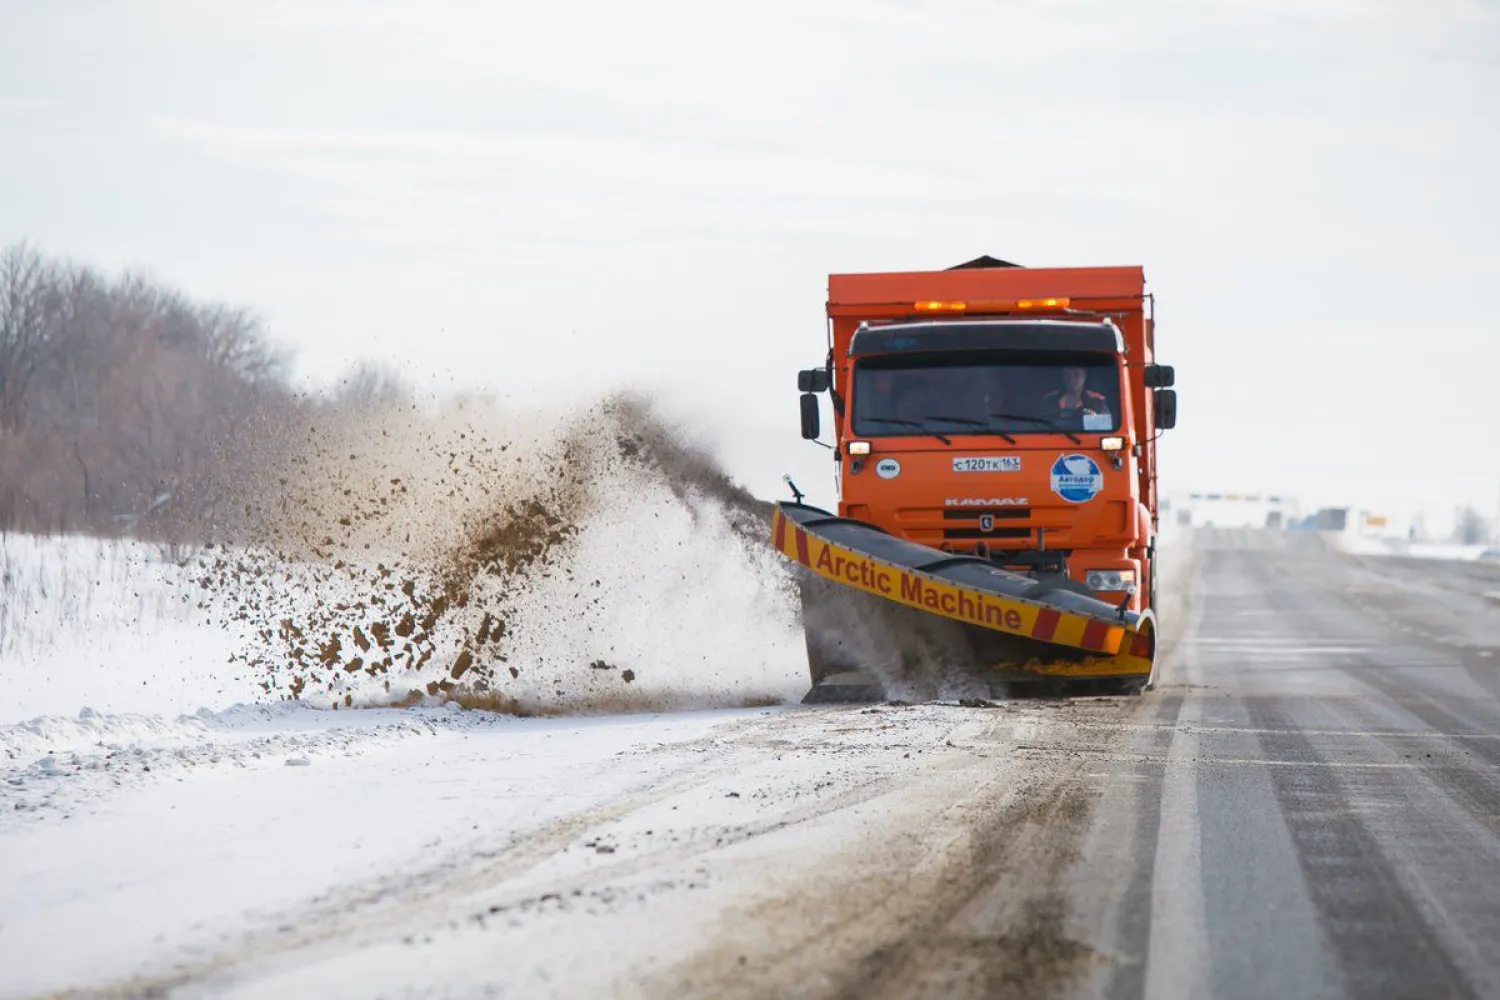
[772,502,1155,702]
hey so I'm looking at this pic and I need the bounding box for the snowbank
[0,533,259,724]
[1323,533,1490,561]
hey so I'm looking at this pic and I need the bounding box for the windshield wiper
[861,417,950,445]
[924,414,1017,445]
[990,412,1082,444]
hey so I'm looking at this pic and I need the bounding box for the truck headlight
[1085,569,1137,593]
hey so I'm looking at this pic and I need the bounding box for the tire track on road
[1239,549,1499,997]
[831,757,1100,1000]
[643,699,1155,1000]
[1246,695,1481,999]
[1253,550,1500,841]
[92,707,1023,999]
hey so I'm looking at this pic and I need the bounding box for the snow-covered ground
[0,582,1094,1000]
[1,532,260,723]
[0,415,1218,998]
[1,694,1092,1000]
[0,400,828,997]
[1,701,772,997]
[0,516,1165,1000]
[0,512,813,1000]
[0,509,1185,1000]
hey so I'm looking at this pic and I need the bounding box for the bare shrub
[0,241,407,543]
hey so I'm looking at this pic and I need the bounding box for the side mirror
[797,368,830,393]
[800,393,821,440]
[1144,363,1175,389]
[1155,388,1178,430]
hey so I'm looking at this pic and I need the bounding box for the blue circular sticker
[1050,454,1103,503]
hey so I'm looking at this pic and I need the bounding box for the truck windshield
[851,354,1121,437]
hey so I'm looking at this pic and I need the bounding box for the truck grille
[888,500,1125,550]
[938,507,1033,542]
[940,509,1030,521]
[943,527,1032,540]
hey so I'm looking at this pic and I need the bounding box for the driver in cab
[1042,366,1110,421]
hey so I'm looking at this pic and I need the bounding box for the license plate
[953,456,1020,473]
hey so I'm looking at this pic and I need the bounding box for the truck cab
[797,260,1176,615]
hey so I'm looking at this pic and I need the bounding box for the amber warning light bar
[912,297,1070,314]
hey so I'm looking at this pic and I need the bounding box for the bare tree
[332,361,411,410]
[0,242,49,431]
[0,241,302,539]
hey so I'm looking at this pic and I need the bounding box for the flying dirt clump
[604,394,776,555]
[194,391,805,713]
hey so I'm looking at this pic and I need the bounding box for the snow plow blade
[772,502,1155,702]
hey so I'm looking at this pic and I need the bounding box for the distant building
[1306,507,1408,539]
[1167,491,1300,530]
[1315,507,1348,532]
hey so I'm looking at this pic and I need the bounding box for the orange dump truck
[775,256,1177,702]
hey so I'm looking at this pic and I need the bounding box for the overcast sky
[3,0,1497,521]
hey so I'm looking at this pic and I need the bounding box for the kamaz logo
[944,497,1027,507]
[979,514,995,532]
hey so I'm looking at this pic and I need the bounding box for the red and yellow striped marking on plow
[773,507,1153,676]
[1023,620,1155,677]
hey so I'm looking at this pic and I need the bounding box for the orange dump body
[823,264,1160,611]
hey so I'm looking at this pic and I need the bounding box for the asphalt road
[1056,528,1500,1000]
